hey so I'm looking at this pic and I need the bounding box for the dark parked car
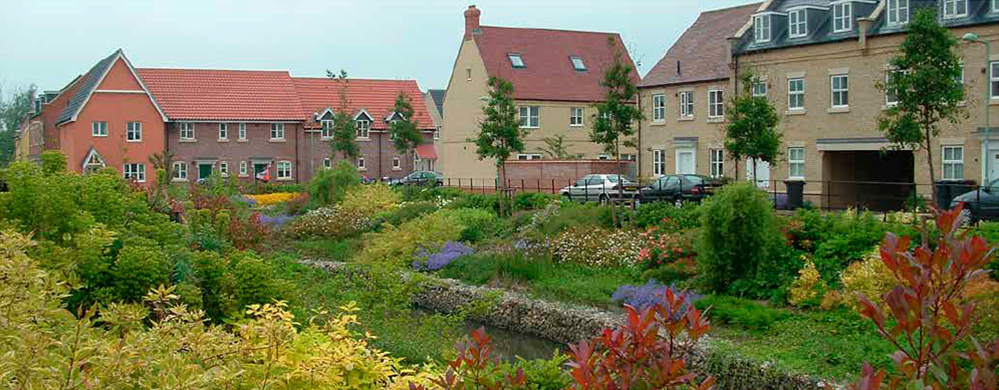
[387,171,443,187]
[951,179,999,221]
[639,174,724,203]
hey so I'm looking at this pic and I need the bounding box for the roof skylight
[570,56,586,71]
[508,54,525,68]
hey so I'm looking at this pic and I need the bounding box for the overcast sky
[1,0,751,96]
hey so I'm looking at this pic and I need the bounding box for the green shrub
[396,185,465,203]
[287,206,370,239]
[294,238,360,262]
[536,202,613,236]
[40,150,67,175]
[972,221,999,280]
[697,183,784,297]
[449,193,501,213]
[341,183,400,216]
[549,226,643,268]
[634,201,701,230]
[232,253,288,308]
[112,244,171,303]
[513,192,558,211]
[356,210,464,268]
[245,182,305,195]
[438,208,502,243]
[308,160,358,206]
[371,201,439,228]
[694,295,788,331]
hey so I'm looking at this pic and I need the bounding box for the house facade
[638,3,761,182]
[440,5,640,180]
[22,49,435,185]
[730,0,999,207]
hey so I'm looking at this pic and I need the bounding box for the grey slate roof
[736,0,999,54]
[56,49,121,125]
[427,89,446,117]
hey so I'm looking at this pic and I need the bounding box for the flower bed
[245,192,302,206]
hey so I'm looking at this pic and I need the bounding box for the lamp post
[963,32,992,186]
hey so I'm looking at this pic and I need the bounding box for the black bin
[935,180,977,209]
[784,180,806,210]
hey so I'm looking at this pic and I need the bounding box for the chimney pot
[464,5,481,41]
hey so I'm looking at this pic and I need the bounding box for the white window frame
[652,149,665,177]
[788,147,805,179]
[832,2,852,32]
[993,0,999,12]
[356,120,371,139]
[321,120,334,139]
[239,161,248,176]
[752,82,768,97]
[885,71,900,106]
[123,163,146,183]
[434,126,440,140]
[942,0,967,19]
[680,91,694,118]
[392,157,401,170]
[238,123,247,140]
[357,157,366,170]
[788,9,808,38]
[887,0,909,26]
[219,161,229,177]
[710,148,724,178]
[517,153,543,160]
[708,90,725,118]
[179,123,195,140]
[270,123,285,140]
[652,94,665,122]
[942,145,964,180]
[788,78,806,110]
[218,123,228,140]
[991,61,999,100]
[92,121,108,137]
[754,14,771,43]
[126,122,142,142]
[323,157,331,168]
[570,107,584,127]
[276,160,292,180]
[518,106,540,128]
[675,148,696,175]
[570,56,587,71]
[172,162,188,181]
[508,53,525,68]
[597,154,611,161]
[831,75,849,108]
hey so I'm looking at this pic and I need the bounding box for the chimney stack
[464,5,481,41]
[857,17,872,49]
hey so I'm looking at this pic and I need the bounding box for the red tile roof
[639,3,761,88]
[473,26,639,103]
[292,77,434,130]
[135,68,305,121]
[416,143,438,160]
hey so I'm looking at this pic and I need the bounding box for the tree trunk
[500,162,508,217]
[752,158,758,188]
[925,134,938,209]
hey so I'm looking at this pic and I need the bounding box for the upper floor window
[754,14,771,43]
[355,120,370,138]
[508,54,525,68]
[991,61,999,99]
[434,126,441,140]
[270,123,285,140]
[788,9,808,38]
[942,0,967,19]
[993,0,999,12]
[887,0,909,26]
[570,56,586,71]
[788,78,806,110]
[708,90,725,118]
[680,91,694,118]
[123,163,146,183]
[831,75,849,108]
[218,123,228,140]
[92,121,108,137]
[886,71,900,106]
[833,2,852,32]
[126,122,142,142]
[321,120,334,139]
[519,106,540,128]
[180,123,195,140]
[652,94,666,122]
[570,107,584,127]
[238,123,247,140]
[752,82,768,97]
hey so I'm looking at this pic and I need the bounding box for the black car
[640,174,724,203]
[388,170,443,187]
[951,179,999,221]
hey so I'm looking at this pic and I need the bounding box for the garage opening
[822,150,915,211]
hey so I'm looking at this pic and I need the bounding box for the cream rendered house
[440,5,640,180]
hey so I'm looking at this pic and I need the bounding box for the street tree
[388,91,423,168]
[472,76,523,216]
[591,37,642,211]
[326,69,360,161]
[725,71,781,185]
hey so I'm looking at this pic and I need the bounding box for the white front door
[988,151,999,185]
[747,158,771,188]
[676,149,695,174]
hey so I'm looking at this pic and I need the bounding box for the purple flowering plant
[412,241,474,272]
[260,214,293,227]
[612,280,701,316]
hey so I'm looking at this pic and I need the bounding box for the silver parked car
[559,174,641,203]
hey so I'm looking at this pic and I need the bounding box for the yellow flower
[247,192,301,206]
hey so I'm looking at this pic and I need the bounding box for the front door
[254,163,269,181]
[747,158,771,188]
[988,150,999,183]
[676,149,695,175]
[198,163,213,181]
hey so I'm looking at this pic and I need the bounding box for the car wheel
[562,193,572,202]
[599,194,609,205]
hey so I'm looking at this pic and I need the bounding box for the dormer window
[32,99,41,114]
[508,54,525,68]
[832,2,852,32]
[788,9,807,38]
[570,56,586,71]
[754,14,771,43]
[886,0,909,26]
[942,0,967,19]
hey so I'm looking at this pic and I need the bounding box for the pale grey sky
[0,0,751,96]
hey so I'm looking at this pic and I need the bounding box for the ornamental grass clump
[549,226,643,268]
[412,241,474,272]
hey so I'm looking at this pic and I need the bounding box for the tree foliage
[877,9,965,203]
[590,37,642,158]
[539,135,581,160]
[0,84,36,166]
[725,71,782,181]
[326,69,360,160]
[388,91,423,159]
[473,76,523,216]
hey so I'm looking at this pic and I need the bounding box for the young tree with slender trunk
[472,76,523,217]
[388,92,423,169]
[326,69,360,161]
[591,37,642,217]
[878,9,965,206]
[725,71,781,185]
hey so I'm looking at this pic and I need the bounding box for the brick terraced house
[22,49,435,184]
[440,5,640,180]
